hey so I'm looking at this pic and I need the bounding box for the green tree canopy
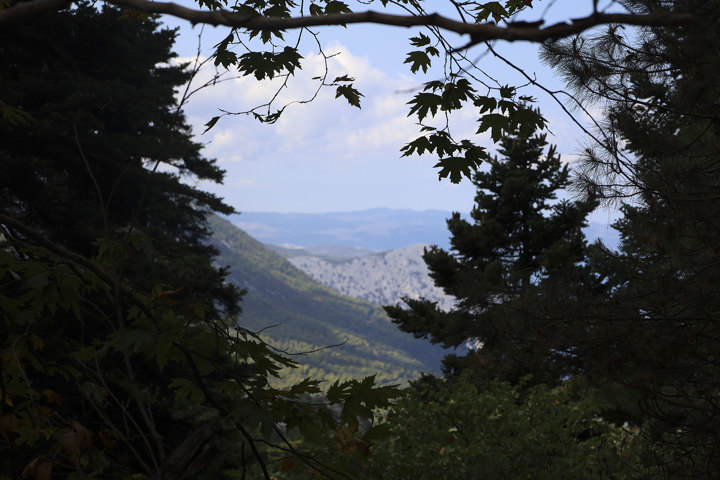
[368,372,654,480]
[0,6,396,479]
[386,122,594,384]
[535,0,720,476]
[0,0,238,316]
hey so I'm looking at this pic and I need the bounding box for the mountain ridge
[209,216,445,385]
[228,208,456,251]
[229,208,620,251]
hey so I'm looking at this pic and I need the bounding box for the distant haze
[229,208,456,251]
[228,208,619,252]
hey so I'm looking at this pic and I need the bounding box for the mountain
[282,244,456,311]
[266,244,376,260]
[209,216,446,385]
[229,208,620,252]
[228,208,455,251]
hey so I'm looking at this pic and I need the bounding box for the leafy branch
[0,0,695,45]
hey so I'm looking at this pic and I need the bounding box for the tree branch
[0,213,113,288]
[0,0,695,44]
[0,0,70,23]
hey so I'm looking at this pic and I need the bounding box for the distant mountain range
[209,216,446,385]
[228,208,455,251]
[229,208,620,252]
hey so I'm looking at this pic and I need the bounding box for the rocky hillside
[209,216,445,385]
[285,244,456,311]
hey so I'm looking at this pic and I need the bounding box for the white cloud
[175,41,482,213]
[207,129,235,150]
[229,177,255,187]
[344,112,416,154]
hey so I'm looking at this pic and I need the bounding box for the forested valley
[2,0,719,479]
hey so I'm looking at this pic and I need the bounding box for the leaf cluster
[368,372,654,480]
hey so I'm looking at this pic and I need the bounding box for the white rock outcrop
[288,244,455,311]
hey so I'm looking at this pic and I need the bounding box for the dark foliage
[540,1,720,476]
[1,6,400,480]
[386,121,594,384]
[0,2,239,318]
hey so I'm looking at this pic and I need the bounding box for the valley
[209,216,447,386]
[211,208,621,385]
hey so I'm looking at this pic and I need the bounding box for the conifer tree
[538,1,720,476]
[386,120,594,384]
[0,2,241,316]
[0,6,396,478]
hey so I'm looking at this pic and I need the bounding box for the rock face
[287,244,456,311]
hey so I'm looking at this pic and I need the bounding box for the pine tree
[0,2,239,316]
[0,5,245,477]
[539,1,720,476]
[386,121,594,384]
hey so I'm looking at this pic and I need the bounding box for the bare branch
[1,0,695,44]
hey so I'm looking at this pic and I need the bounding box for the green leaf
[333,74,355,83]
[198,0,223,8]
[401,131,460,159]
[0,101,33,126]
[499,84,516,98]
[426,131,456,157]
[401,135,433,157]
[264,2,292,17]
[324,0,352,14]
[285,377,322,396]
[423,80,445,91]
[407,92,442,121]
[405,50,432,74]
[169,378,205,404]
[72,346,98,362]
[425,46,440,57]
[497,99,515,113]
[326,380,348,404]
[474,95,497,113]
[434,157,474,183]
[510,107,547,137]
[441,79,476,111]
[473,2,510,23]
[460,140,487,166]
[213,47,237,69]
[238,48,303,80]
[335,84,363,108]
[477,113,510,142]
[108,328,153,353]
[203,116,220,134]
[337,375,398,423]
[362,422,393,443]
[409,32,431,47]
[275,46,303,75]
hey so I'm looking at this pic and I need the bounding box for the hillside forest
[2,0,720,479]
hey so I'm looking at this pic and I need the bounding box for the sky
[159,1,621,224]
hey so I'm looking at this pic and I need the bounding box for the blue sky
[160,1,620,224]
